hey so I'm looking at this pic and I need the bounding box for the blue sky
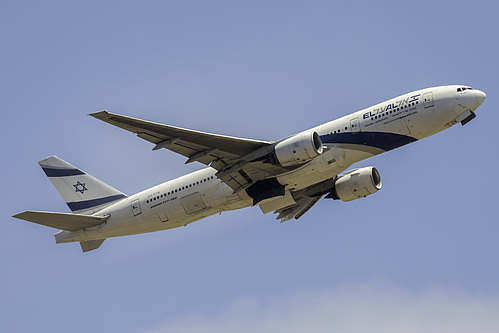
[2,1,499,332]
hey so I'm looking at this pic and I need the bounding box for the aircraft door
[350,117,360,134]
[131,199,142,216]
[422,92,434,108]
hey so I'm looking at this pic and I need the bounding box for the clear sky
[2,1,498,332]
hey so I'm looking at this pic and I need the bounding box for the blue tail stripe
[42,167,85,177]
[67,194,126,212]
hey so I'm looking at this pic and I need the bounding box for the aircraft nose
[475,90,486,106]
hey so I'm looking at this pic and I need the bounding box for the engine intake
[273,131,323,167]
[328,167,382,202]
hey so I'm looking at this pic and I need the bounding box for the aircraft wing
[90,111,288,192]
[268,176,338,222]
[273,196,322,222]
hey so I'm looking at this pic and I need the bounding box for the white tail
[39,156,127,215]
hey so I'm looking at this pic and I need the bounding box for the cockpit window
[457,87,473,92]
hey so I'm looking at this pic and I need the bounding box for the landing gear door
[131,199,142,216]
[423,92,434,108]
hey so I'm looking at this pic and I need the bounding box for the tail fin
[39,156,126,215]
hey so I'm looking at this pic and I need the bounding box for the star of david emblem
[73,181,87,194]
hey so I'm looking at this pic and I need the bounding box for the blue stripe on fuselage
[67,194,127,212]
[320,132,417,151]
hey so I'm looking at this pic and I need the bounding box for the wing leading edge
[90,111,271,164]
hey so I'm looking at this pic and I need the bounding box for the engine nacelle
[274,130,323,167]
[329,167,382,202]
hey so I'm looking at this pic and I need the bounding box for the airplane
[13,85,486,252]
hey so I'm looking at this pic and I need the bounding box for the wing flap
[273,196,322,222]
[13,211,109,231]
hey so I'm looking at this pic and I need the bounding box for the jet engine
[328,167,382,202]
[273,130,323,167]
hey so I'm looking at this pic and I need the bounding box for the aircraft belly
[181,192,206,214]
[91,189,248,239]
[277,146,373,192]
[209,182,252,210]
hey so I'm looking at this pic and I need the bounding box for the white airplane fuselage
[55,85,485,244]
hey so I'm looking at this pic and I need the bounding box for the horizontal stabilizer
[13,211,109,231]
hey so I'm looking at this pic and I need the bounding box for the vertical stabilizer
[39,156,126,215]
